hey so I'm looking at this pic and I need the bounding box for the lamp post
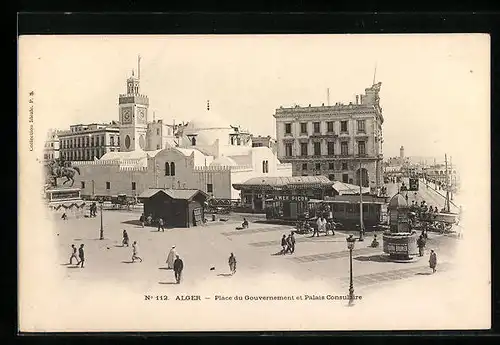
[99,198,104,240]
[346,234,356,306]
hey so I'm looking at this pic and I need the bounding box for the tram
[306,195,388,229]
[408,177,419,191]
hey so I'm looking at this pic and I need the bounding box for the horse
[51,165,80,187]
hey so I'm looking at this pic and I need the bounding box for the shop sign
[274,195,309,202]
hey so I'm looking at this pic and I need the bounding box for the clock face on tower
[121,108,132,124]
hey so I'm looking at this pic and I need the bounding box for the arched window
[265,160,269,173]
[191,137,196,146]
[262,161,266,173]
[165,162,170,176]
[170,162,176,176]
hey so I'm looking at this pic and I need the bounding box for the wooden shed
[138,189,208,228]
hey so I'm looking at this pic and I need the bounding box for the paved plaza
[54,192,460,298]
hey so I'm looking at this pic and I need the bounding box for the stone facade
[73,146,292,200]
[58,124,120,161]
[43,129,60,163]
[274,82,384,188]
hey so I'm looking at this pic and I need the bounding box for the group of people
[138,214,169,232]
[166,245,184,283]
[280,232,296,255]
[121,230,142,262]
[89,202,98,218]
[68,244,85,268]
[313,217,337,237]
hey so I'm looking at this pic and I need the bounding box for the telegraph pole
[445,154,450,213]
[450,156,454,201]
[358,157,365,241]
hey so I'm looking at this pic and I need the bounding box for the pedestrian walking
[173,255,184,283]
[69,244,78,264]
[228,253,237,275]
[313,218,321,237]
[122,230,129,247]
[285,234,293,254]
[61,212,68,220]
[77,244,85,268]
[158,217,165,232]
[321,217,327,235]
[289,232,296,254]
[417,235,426,257]
[429,250,437,273]
[139,213,145,228]
[132,241,143,263]
[166,245,177,269]
[281,234,287,254]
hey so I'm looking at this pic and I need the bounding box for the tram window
[337,204,345,213]
[363,204,369,213]
[347,204,355,213]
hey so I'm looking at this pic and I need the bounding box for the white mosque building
[72,63,292,200]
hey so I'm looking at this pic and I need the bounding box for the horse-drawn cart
[110,194,137,210]
[409,210,459,234]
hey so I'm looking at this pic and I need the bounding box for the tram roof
[233,176,334,190]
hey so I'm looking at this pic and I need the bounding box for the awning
[332,181,370,195]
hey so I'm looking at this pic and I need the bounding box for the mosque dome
[187,108,230,130]
[210,156,238,167]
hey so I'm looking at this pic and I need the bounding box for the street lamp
[99,198,104,240]
[346,234,356,306]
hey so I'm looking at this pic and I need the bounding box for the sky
[19,34,489,165]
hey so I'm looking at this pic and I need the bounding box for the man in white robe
[166,245,178,269]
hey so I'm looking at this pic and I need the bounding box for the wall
[73,161,153,197]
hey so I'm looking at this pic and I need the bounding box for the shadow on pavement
[67,265,81,269]
[159,282,178,285]
[114,245,126,248]
[73,238,83,241]
[217,273,233,277]
[158,267,172,270]
[415,272,432,275]
[354,254,391,263]
[121,220,143,226]
[121,261,135,264]
[60,263,71,266]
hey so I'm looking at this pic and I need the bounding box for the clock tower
[118,56,149,152]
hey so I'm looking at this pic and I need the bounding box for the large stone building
[274,82,384,188]
[58,123,121,161]
[70,61,292,199]
[43,129,60,163]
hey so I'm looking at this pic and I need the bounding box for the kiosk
[382,193,418,261]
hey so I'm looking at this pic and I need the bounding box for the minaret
[400,146,405,159]
[118,58,149,152]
